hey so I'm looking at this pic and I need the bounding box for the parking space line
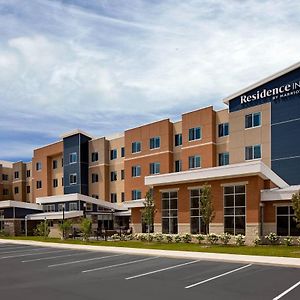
[273,280,300,300]
[48,254,125,268]
[0,250,69,259]
[185,264,252,289]
[82,256,160,273]
[22,251,89,263]
[126,260,199,280]
[0,247,44,254]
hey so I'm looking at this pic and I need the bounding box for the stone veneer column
[209,223,224,234]
[154,223,162,233]
[178,223,190,234]
[131,223,142,233]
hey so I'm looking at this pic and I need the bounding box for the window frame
[69,173,77,185]
[132,141,141,154]
[69,152,77,164]
[149,162,160,175]
[218,123,229,137]
[188,155,201,169]
[188,127,202,141]
[149,136,161,150]
[245,112,261,129]
[245,144,262,161]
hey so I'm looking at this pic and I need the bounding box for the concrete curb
[1,239,300,268]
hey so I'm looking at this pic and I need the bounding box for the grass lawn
[1,236,300,258]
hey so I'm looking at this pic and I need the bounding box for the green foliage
[58,220,73,239]
[200,184,215,234]
[34,220,50,238]
[154,233,163,243]
[292,190,300,228]
[235,234,245,246]
[174,234,181,243]
[207,233,219,245]
[80,217,92,241]
[141,189,156,241]
[181,233,192,243]
[283,236,293,246]
[195,234,205,244]
[165,235,173,243]
[253,236,261,246]
[265,232,280,245]
[219,233,231,245]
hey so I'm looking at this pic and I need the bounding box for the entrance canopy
[26,210,83,221]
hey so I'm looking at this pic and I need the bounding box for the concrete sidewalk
[1,238,300,268]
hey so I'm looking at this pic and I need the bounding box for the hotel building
[0,62,300,240]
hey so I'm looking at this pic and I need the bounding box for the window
[121,147,125,158]
[189,127,201,141]
[175,133,182,147]
[245,145,261,160]
[85,203,93,211]
[175,160,182,172]
[2,174,8,181]
[26,170,31,178]
[121,192,125,202]
[218,123,229,137]
[69,174,77,185]
[162,191,178,234]
[245,112,261,128]
[92,173,99,183]
[36,181,42,189]
[150,136,160,149]
[36,162,42,171]
[52,160,58,169]
[58,204,65,211]
[91,152,98,162]
[92,194,99,199]
[3,189,9,196]
[14,171,19,179]
[189,155,201,169]
[132,165,141,177]
[110,171,117,181]
[69,202,78,211]
[132,141,141,153]
[121,170,125,180]
[219,152,229,166]
[224,185,246,235]
[190,189,206,234]
[14,187,19,194]
[69,153,77,164]
[277,206,300,236]
[132,190,142,200]
[26,186,30,194]
[44,204,55,212]
[53,178,58,188]
[110,193,117,203]
[110,149,117,160]
[150,162,160,175]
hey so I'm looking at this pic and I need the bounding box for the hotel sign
[240,80,300,104]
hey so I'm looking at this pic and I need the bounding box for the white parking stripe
[48,254,125,268]
[82,256,159,273]
[0,247,42,254]
[273,281,300,300]
[22,251,89,263]
[185,264,252,289]
[0,250,69,259]
[126,260,199,280]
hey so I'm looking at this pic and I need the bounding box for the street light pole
[62,206,65,239]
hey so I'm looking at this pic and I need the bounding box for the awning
[26,211,83,221]
[261,185,300,201]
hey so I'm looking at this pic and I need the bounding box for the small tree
[200,183,215,234]
[141,189,156,242]
[34,220,50,238]
[292,190,300,229]
[58,220,73,240]
[80,217,92,241]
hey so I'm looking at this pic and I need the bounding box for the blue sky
[0,0,300,162]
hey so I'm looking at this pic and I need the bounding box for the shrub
[58,220,73,239]
[126,234,134,241]
[207,233,219,245]
[253,236,261,246]
[174,234,181,243]
[283,236,293,246]
[219,233,231,245]
[235,234,245,246]
[265,232,280,245]
[111,233,120,241]
[165,235,173,243]
[34,220,50,238]
[181,233,192,243]
[80,218,92,241]
[154,233,164,243]
[194,234,206,244]
[138,233,148,242]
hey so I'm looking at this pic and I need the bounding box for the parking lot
[0,242,299,299]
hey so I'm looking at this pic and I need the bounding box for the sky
[0,0,300,162]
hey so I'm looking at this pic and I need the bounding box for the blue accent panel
[272,157,300,185]
[229,67,300,112]
[3,207,41,219]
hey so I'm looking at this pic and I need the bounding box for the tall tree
[292,190,300,228]
[200,183,215,234]
[141,189,156,241]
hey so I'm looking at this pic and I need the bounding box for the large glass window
[190,189,206,234]
[189,127,201,141]
[162,191,178,234]
[132,165,141,177]
[245,112,261,128]
[44,204,55,212]
[189,155,201,169]
[245,145,261,160]
[150,162,160,175]
[224,185,246,235]
[150,136,160,149]
[277,206,300,236]
[219,152,229,166]
[218,123,229,137]
[69,202,78,211]
[132,141,141,153]
[175,133,182,147]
